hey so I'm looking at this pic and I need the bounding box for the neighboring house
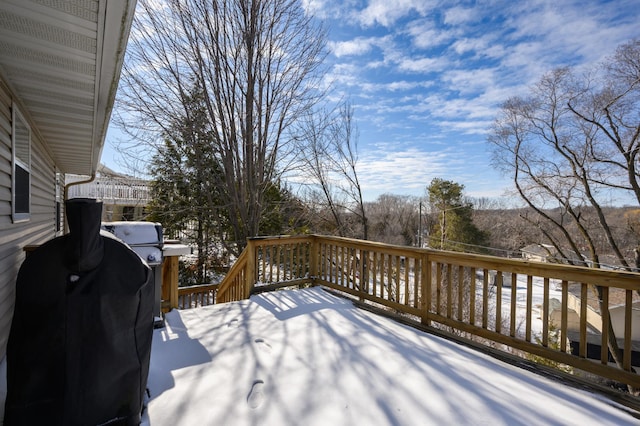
[521,243,560,263]
[569,288,640,340]
[0,0,136,359]
[67,164,152,221]
[522,242,640,362]
[521,243,584,264]
[564,291,640,366]
[611,300,640,341]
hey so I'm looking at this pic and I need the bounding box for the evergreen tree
[147,84,225,284]
[259,182,311,236]
[427,178,489,252]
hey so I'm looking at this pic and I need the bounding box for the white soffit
[0,0,136,175]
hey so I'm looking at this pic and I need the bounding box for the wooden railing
[215,249,249,303]
[181,234,640,388]
[177,283,219,309]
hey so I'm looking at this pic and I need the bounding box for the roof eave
[0,0,137,176]
[90,0,137,177]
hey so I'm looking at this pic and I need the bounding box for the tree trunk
[594,285,638,394]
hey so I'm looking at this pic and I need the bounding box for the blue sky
[102,0,640,202]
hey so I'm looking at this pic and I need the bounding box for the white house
[67,164,152,221]
[521,243,561,263]
[0,0,137,359]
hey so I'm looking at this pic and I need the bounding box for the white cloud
[435,119,493,135]
[406,19,455,49]
[357,146,452,195]
[323,62,366,93]
[443,6,476,26]
[306,0,640,202]
[301,0,357,20]
[301,0,327,16]
[502,0,639,69]
[450,38,480,55]
[330,37,378,57]
[441,68,499,95]
[386,80,433,91]
[397,56,446,73]
[358,0,435,27]
[354,141,512,200]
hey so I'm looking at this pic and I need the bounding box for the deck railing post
[421,250,431,326]
[245,239,257,298]
[309,235,319,285]
[161,255,179,312]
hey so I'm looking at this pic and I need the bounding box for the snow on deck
[142,287,637,426]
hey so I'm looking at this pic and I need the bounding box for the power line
[429,238,520,257]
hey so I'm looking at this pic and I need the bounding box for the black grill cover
[4,199,154,425]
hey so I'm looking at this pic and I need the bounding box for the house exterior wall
[0,78,59,358]
[611,304,640,342]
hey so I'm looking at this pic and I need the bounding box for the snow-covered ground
[377,267,566,339]
[143,287,637,425]
[487,274,565,338]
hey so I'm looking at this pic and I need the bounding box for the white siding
[0,78,58,358]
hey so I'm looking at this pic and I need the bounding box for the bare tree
[296,102,368,239]
[114,0,327,255]
[366,194,420,246]
[488,39,640,387]
[490,39,640,270]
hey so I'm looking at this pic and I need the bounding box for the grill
[101,221,164,326]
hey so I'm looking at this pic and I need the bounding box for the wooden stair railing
[215,246,250,303]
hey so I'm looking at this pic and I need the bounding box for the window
[12,104,30,222]
[122,206,135,221]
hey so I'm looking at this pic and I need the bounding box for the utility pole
[440,208,446,250]
[418,201,422,248]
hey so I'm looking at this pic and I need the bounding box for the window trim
[11,103,31,223]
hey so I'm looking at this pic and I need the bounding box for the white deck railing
[67,180,151,205]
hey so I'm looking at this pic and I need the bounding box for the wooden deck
[143,287,640,425]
